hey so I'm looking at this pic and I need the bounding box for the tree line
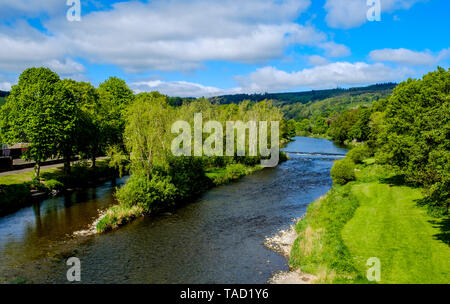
[312,67,449,215]
[0,68,134,178]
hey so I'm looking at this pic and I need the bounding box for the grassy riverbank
[96,163,264,233]
[0,160,118,216]
[290,161,450,284]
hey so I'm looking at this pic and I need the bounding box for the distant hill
[209,83,397,106]
[209,83,396,120]
[0,91,9,108]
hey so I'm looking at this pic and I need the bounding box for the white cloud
[0,82,11,91]
[40,0,340,72]
[0,0,351,77]
[0,0,66,19]
[307,55,329,66]
[0,22,85,77]
[324,0,424,29]
[319,42,351,57]
[131,80,242,97]
[369,48,450,66]
[236,62,413,92]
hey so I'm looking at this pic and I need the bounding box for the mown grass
[290,162,450,284]
[342,182,450,283]
[0,167,61,185]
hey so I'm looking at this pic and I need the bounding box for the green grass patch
[290,185,366,283]
[96,204,144,233]
[206,163,262,186]
[290,161,450,284]
[342,182,450,283]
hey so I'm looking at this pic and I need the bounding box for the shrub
[116,174,177,212]
[167,156,207,198]
[225,163,247,180]
[347,144,371,164]
[45,179,64,191]
[331,159,356,185]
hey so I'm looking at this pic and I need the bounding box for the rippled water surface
[0,137,346,283]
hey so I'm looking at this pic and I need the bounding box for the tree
[125,93,174,178]
[377,67,450,214]
[63,80,102,168]
[328,109,359,144]
[0,68,61,179]
[97,77,134,150]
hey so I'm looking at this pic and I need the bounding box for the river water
[0,137,346,283]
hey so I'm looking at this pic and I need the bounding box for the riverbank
[0,159,119,217]
[289,160,450,284]
[265,218,317,284]
[96,162,268,233]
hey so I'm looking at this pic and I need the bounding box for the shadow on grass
[380,174,418,188]
[429,217,450,246]
[40,168,64,181]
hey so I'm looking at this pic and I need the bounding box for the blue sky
[0,0,448,96]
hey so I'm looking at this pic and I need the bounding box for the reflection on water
[0,137,346,283]
[0,177,128,265]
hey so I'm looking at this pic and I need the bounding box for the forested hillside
[210,83,396,106]
[0,90,8,107]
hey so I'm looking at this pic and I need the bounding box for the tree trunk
[91,155,96,169]
[64,156,71,175]
[34,163,41,180]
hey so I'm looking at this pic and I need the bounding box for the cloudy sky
[0,0,448,96]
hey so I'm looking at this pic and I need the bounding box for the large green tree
[377,67,450,214]
[97,77,134,150]
[0,68,62,178]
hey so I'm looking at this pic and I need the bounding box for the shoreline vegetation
[287,159,450,284]
[282,68,449,284]
[93,91,290,233]
[0,159,120,217]
[96,162,269,233]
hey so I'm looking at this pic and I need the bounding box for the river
[0,137,346,283]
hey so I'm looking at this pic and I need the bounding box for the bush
[116,174,177,212]
[45,179,64,191]
[167,156,207,199]
[331,159,356,185]
[347,144,371,164]
[225,163,247,180]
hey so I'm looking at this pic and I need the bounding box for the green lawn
[290,163,450,284]
[0,167,61,185]
[342,182,450,284]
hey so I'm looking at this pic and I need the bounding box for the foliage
[377,67,450,214]
[331,159,356,185]
[97,77,134,149]
[290,186,362,283]
[116,174,178,212]
[44,179,64,191]
[347,144,371,164]
[0,68,61,177]
[211,83,396,107]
